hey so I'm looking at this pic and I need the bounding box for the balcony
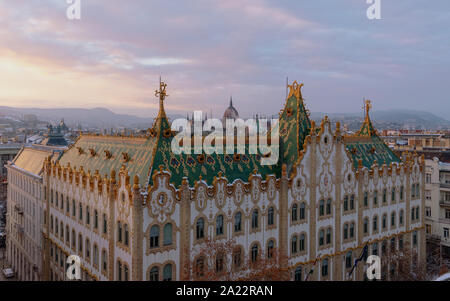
[440,183,450,189]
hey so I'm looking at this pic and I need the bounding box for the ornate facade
[33,81,425,281]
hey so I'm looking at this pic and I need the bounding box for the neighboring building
[0,144,22,203]
[41,123,68,147]
[425,158,450,262]
[5,144,65,281]
[38,81,425,281]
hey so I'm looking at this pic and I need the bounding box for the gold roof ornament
[155,77,168,119]
[287,80,304,100]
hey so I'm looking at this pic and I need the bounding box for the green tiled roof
[344,102,401,169]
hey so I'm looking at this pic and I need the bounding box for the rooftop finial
[230,95,233,107]
[364,99,372,121]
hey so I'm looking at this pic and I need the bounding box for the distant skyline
[0,0,449,119]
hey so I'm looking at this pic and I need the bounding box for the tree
[183,237,290,281]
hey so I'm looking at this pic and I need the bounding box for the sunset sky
[0,0,449,119]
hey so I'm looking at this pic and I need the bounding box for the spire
[151,77,170,133]
[230,95,233,107]
[356,99,375,136]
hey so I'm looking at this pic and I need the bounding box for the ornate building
[34,81,425,281]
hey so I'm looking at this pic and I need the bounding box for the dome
[223,96,239,120]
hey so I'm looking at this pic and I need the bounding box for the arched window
[86,206,90,225]
[292,204,298,221]
[216,253,224,273]
[117,222,122,242]
[103,213,108,234]
[343,224,348,240]
[326,199,332,215]
[94,210,98,229]
[382,214,387,229]
[373,216,378,232]
[326,228,331,244]
[344,195,349,211]
[364,191,368,207]
[350,194,355,210]
[150,225,159,248]
[267,240,274,258]
[149,266,159,281]
[399,210,404,225]
[124,224,129,246]
[102,249,108,272]
[372,243,378,256]
[72,229,76,248]
[163,264,172,281]
[196,218,205,239]
[291,235,298,254]
[391,212,396,227]
[319,199,324,216]
[392,188,396,202]
[350,222,354,238]
[373,190,378,205]
[319,229,324,246]
[78,233,83,253]
[216,215,224,236]
[299,233,306,251]
[364,218,369,234]
[300,202,306,220]
[93,244,99,266]
[383,189,387,203]
[234,212,242,232]
[251,209,259,229]
[233,247,242,269]
[321,258,329,277]
[251,244,259,262]
[268,207,274,226]
[85,238,90,260]
[163,223,173,245]
[117,260,122,281]
[345,251,352,269]
[79,203,83,221]
[295,266,302,281]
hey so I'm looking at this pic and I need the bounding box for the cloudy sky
[0,0,449,119]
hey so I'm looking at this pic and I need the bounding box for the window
[446,210,450,220]
[319,199,324,216]
[350,195,355,210]
[345,252,352,269]
[444,228,449,238]
[321,259,329,277]
[319,230,324,246]
[78,233,83,253]
[267,240,274,259]
[163,223,173,246]
[416,206,420,220]
[124,224,129,246]
[102,250,108,272]
[72,229,76,249]
[79,203,83,221]
[150,225,159,248]
[196,218,205,239]
[125,265,129,280]
[66,197,70,214]
[391,188,396,203]
[117,222,122,242]
[291,236,298,254]
[413,231,418,246]
[295,267,302,281]
[390,237,396,252]
[382,214,387,230]
[234,212,242,232]
[251,209,259,229]
[233,247,242,269]
[326,228,331,244]
[400,186,404,200]
[196,258,204,278]
[117,261,122,281]
[86,206,90,225]
[391,212,396,227]
[292,204,298,221]
[94,210,98,229]
[150,266,159,281]
[343,224,348,240]
[399,235,404,250]
[85,239,90,260]
[72,200,76,217]
[251,244,259,262]
[103,214,108,234]
[383,189,387,204]
[216,254,224,274]
[300,202,306,220]
[326,199,332,215]
[299,234,305,251]
[344,195,348,211]
[426,173,431,183]
[268,207,274,226]
[373,190,378,206]
[364,218,369,234]
[364,191,368,207]
[350,223,354,238]
[400,210,404,225]
[163,264,172,281]
[93,244,99,266]
[216,215,224,235]
[372,243,378,256]
[373,216,378,232]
